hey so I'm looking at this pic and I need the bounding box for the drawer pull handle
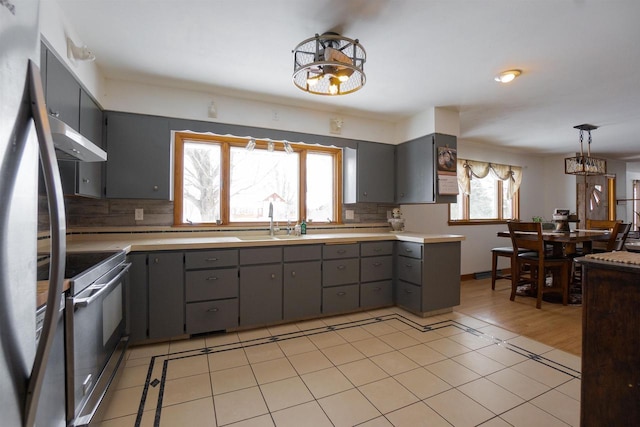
[337,291,347,296]
[207,307,219,313]
[291,271,296,277]
[373,287,381,292]
[404,248,413,253]
[271,273,276,279]
[373,262,382,267]
[404,289,413,294]
[405,264,413,268]
[373,248,381,252]
[337,265,346,270]
[337,249,346,254]
[206,276,218,281]
[206,257,218,262]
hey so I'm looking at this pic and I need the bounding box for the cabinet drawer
[322,284,359,314]
[323,258,359,287]
[397,257,422,285]
[185,268,238,302]
[360,241,393,257]
[396,281,421,312]
[360,281,393,308]
[283,244,321,262]
[185,250,238,270]
[323,243,359,259]
[186,299,238,334]
[240,247,282,265]
[397,242,422,259]
[361,255,393,282]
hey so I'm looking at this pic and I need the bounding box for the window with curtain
[449,159,522,223]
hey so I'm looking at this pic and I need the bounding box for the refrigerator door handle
[23,60,67,427]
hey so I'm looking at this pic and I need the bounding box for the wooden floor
[457,277,583,356]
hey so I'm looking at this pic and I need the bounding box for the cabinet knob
[153,258,159,264]
[363,192,368,196]
[153,185,159,191]
[271,273,276,279]
[48,109,60,118]
[291,271,296,277]
[82,178,90,183]
[206,276,218,281]
[207,307,219,313]
[373,248,381,252]
[337,291,347,296]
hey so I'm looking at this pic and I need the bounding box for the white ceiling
[56,0,640,160]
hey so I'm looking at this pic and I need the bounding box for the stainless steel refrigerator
[1,1,67,426]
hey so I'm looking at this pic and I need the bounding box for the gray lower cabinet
[360,241,394,309]
[105,112,171,199]
[148,251,184,339]
[184,249,239,334]
[395,241,461,313]
[127,253,148,344]
[322,244,360,314]
[239,247,283,326]
[283,245,322,320]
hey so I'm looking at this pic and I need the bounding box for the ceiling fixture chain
[565,124,606,176]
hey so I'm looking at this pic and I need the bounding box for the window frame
[448,177,520,225]
[173,132,343,226]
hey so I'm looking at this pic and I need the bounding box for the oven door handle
[74,263,131,308]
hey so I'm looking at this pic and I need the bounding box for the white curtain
[457,159,523,199]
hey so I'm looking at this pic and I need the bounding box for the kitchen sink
[235,235,276,241]
[274,235,303,239]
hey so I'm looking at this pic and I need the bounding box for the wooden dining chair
[586,219,622,252]
[600,222,631,252]
[507,222,571,309]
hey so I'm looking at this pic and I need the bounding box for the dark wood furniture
[577,254,640,426]
[507,222,572,309]
[497,229,611,257]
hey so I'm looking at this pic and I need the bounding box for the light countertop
[45,230,465,254]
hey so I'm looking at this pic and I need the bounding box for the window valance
[457,159,522,199]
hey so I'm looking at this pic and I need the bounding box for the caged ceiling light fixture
[565,124,607,176]
[292,32,366,96]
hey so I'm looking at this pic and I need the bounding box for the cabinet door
[45,50,80,130]
[357,142,395,203]
[396,135,434,203]
[148,252,184,339]
[283,261,321,320]
[105,112,171,199]
[127,253,148,343]
[239,264,282,326]
[422,242,461,311]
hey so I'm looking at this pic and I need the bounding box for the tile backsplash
[39,196,396,230]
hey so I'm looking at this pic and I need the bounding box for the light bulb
[307,76,320,86]
[338,74,349,82]
[328,77,340,95]
[267,141,274,152]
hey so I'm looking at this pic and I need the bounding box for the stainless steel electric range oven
[62,251,131,426]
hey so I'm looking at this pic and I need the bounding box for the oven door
[66,262,131,425]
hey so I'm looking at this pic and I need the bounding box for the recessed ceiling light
[494,69,522,83]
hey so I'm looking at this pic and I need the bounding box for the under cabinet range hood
[49,115,107,162]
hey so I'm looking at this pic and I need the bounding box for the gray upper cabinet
[44,47,80,130]
[105,112,171,199]
[344,142,395,203]
[42,44,104,198]
[396,135,434,203]
[396,133,457,204]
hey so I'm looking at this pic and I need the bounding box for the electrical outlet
[345,209,355,220]
[272,110,279,121]
[135,208,144,221]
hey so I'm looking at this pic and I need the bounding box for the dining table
[497,228,612,257]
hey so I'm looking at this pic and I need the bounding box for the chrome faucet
[268,202,275,236]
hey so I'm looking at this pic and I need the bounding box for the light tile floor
[101,307,581,426]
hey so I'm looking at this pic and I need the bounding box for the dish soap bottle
[301,219,307,235]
